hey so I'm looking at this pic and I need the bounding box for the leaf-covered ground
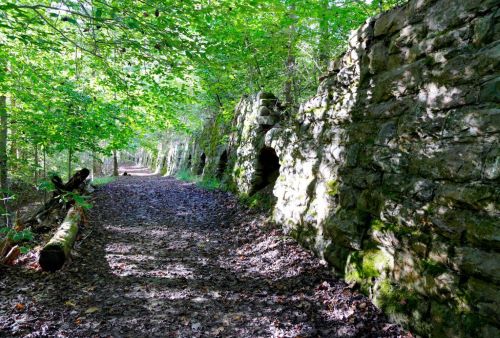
[0,167,412,337]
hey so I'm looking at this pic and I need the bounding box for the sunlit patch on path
[0,166,411,337]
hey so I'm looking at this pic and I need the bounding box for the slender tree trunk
[8,98,16,170]
[0,95,7,193]
[34,144,39,184]
[0,95,8,227]
[284,5,297,107]
[91,152,95,180]
[112,150,119,176]
[284,52,295,106]
[68,148,73,181]
[318,0,330,70]
[43,147,47,203]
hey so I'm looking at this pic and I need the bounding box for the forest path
[0,166,410,337]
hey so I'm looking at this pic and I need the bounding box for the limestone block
[372,147,409,174]
[467,277,500,323]
[479,77,500,103]
[418,26,470,55]
[256,116,276,126]
[324,210,367,250]
[460,209,500,250]
[428,239,453,266]
[409,144,485,181]
[443,106,500,138]
[417,83,478,111]
[424,0,475,32]
[472,13,494,46]
[483,146,500,180]
[389,24,427,52]
[375,121,398,146]
[455,247,500,284]
[430,44,499,85]
[436,183,499,212]
[371,61,423,102]
[365,97,416,119]
[374,6,409,37]
[369,42,388,74]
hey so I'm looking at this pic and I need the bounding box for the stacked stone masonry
[148,0,499,336]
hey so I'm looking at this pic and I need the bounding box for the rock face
[231,92,283,195]
[144,0,499,335]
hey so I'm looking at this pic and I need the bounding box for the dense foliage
[0,0,405,189]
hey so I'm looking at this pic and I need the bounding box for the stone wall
[266,0,499,335]
[147,0,499,335]
[231,92,283,195]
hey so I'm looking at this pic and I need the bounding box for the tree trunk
[43,146,47,203]
[0,95,8,227]
[318,0,330,70]
[68,148,73,181]
[92,153,103,178]
[112,150,119,176]
[0,95,7,193]
[39,207,81,271]
[283,5,297,108]
[34,144,39,184]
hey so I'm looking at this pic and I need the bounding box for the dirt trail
[0,166,410,337]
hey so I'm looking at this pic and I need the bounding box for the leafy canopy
[0,0,405,167]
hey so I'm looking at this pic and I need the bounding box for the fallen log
[24,168,90,229]
[61,168,90,192]
[39,207,81,272]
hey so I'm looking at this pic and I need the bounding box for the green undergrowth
[239,192,276,211]
[91,177,117,186]
[176,170,221,191]
[0,227,33,254]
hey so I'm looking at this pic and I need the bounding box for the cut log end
[39,246,66,272]
[39,207,81,272]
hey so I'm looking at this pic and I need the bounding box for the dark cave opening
[217,150,228,179]
[197,153,206,175]
[250,147,280,195]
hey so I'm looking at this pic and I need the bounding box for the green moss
[234,166,243,178]
[345,248,395,304]
[363,249,392,277]
[371,219,391,231]
[327,180,339,196]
